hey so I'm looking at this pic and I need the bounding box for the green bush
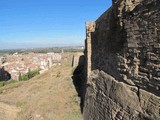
[20,70,40,81]
[0,81,5,87]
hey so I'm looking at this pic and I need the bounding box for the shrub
[19,70,40,81]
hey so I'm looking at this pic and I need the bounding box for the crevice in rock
[137,85,141,102]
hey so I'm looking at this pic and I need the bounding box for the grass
[63,94,82,120]
[64,111,82,120]
[56,71,61,78]
[0,80,18,87]
[16,101,26,107]
[0,81,5,87]
[0,52,83,120]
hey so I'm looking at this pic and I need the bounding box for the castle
[83,0,160,119]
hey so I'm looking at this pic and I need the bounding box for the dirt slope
[0,53,82,120]
[0,102,21,120]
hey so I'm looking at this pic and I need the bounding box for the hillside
[0,53,83,120]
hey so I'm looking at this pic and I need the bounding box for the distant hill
[0,46,84,56]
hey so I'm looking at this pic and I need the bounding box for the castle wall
[84,0,160,119]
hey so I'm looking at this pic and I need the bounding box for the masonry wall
[83,0,160,119]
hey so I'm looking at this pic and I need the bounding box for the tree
[28,68,32,79]
[18,72,22,81]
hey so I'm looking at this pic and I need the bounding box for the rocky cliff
[83,0,160,119]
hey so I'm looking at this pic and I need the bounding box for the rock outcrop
[0,67,11,81]
[83,0,160,119]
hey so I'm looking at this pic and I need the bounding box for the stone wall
[83,0,160,119]
[72,55,84,68]
[85,22,96,79]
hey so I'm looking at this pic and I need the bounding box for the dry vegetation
[0,52,83,120]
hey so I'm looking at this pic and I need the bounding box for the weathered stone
[83,0,160,119]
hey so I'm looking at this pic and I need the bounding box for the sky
[0,0,112,49]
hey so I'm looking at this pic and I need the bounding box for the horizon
[0,42,85,50]
[0,0,112,49]
[0,45,84,51]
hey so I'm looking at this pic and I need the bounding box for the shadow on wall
[72,55,85,113]
[0,67,11,81]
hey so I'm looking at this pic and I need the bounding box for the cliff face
[84,0,160,119]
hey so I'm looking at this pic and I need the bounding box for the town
[0,52,62,80]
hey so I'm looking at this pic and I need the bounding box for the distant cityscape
[0,46,84,81]
[0,52,62,80]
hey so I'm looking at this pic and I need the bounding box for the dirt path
[0,102,21,120]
